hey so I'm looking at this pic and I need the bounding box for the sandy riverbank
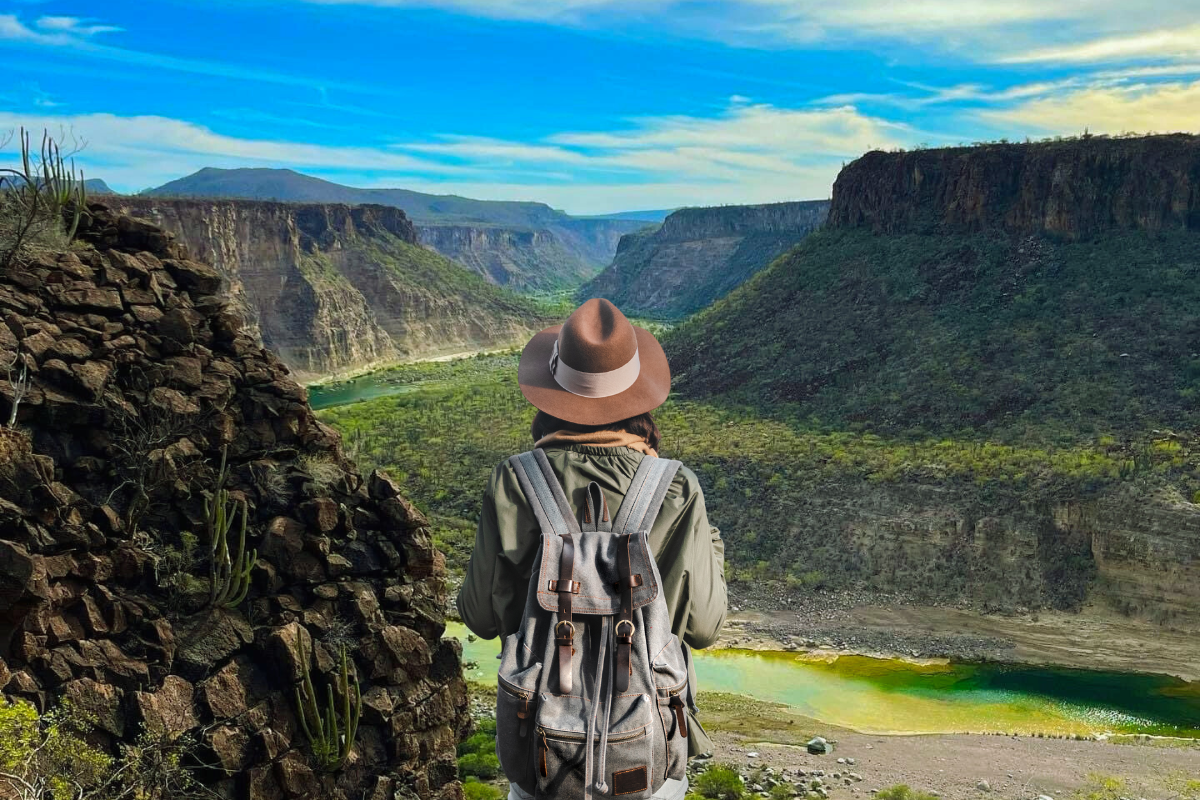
[719,599,1200,682]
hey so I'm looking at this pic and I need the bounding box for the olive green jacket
[456,444,728,754]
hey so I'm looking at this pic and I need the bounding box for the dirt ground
[699,692,1200,800]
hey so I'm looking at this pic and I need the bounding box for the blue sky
[1,0,1198,214]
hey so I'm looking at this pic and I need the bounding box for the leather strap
[555,532,576,694]
[614,533,636,692]
[668,694,688,738]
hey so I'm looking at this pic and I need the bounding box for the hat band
[549,339,641,398]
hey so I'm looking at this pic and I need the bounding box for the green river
[311,374,1200,740]
[450,624,1200,739]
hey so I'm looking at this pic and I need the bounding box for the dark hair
[531,410,661,453]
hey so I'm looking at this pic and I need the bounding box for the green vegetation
[1073,774,1127,800]
[0,699,205,800]
[0,699,109,799]
[294,638,362,772]
[317,353,1195,604]
[691,765,747,800]
[666,228,1200,444]
[457,716,501,782]
[875,786,940,800]
[204,448,256,610]
[0,127,86,270]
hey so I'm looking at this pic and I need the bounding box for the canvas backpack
[494,449,694,799]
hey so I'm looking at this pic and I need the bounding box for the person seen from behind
[457,298,727,800]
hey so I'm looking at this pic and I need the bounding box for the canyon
[144,167,645,292]
[581,199,829,316]
[108,197,548,379]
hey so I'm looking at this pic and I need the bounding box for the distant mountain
[84,178,114,194]
[580,200,829,317]
[144,167,644,291]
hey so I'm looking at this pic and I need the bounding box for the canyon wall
[667,135,1200,628]
[581,200,828,317]
[110,198,547,379]
[828,133,1200,237]
[0,204,469,798]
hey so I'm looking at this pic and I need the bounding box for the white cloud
[34,16,122,36]
[0,112,470,190]
[0,100,905,212]
[0,13,384,93]
[979,80,1200,135]
[1000,24,1200,64]
[289,0,1200,65]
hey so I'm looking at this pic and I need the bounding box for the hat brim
[517,324,671,426]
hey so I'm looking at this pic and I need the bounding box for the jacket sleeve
[456,460,541,640]
[681,489,728,650]
[456,467,503,639]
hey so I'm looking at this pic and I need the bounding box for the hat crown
[558,299,638,373]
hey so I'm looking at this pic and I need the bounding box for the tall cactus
[206,446,256,609]
[294,636,362,772]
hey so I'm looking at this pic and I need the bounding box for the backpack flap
[535,529,658,614]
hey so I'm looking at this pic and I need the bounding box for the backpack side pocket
[496,640,543,786]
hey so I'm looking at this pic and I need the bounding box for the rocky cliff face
[417,224,590,290]
[110,199,546,379]
[828,134,1200,237]
[417,218,644,292]
[0,205,469,798]
[581,200,828,317]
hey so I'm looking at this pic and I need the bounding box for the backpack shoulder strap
[507,449,581,537]
[508,449,581,694]
[611,455,682,534]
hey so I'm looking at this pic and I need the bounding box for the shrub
[694,765,746,800]
[462,779,505,800]
[458,732,494,757]
[876,787,940,800]
[456,752,501,781]
[0,698,110,798]
[1073,774,1126,800]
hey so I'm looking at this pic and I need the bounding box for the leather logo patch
[613,765,648,795]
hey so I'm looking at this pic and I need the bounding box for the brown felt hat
[518,298,671,426]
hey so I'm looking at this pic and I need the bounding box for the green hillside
[665,227,1200,443]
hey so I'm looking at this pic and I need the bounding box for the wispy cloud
[0,100,911,211]
[980,79,1200,135]
[288,0,1200,65]
[34,16,123,37]
[1000,24,1200,64]
[0,111,468,190]
[0,13,386,94]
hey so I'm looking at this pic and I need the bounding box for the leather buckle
[615,619,634,638]
[555,620,576,638]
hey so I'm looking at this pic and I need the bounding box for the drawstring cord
[593,619,617,794]
[583,617,608,800]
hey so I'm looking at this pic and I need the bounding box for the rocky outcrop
[0,204,469,798]
[580,200,828,317]
[108,198,546,379]
[828,133,1200,237]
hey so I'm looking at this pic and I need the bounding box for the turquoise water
[449,623,1200,738]
[308,375,424,410]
